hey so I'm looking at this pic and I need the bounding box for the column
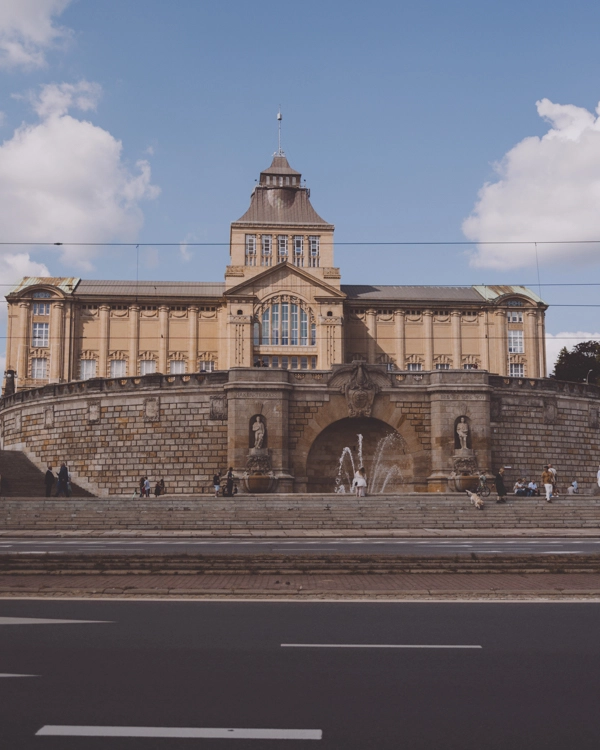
[98,304,110,378]
[158,306,169,373]
[129,304,139,377]
[17,302,29,385]
[62,302,73,381]
[423,310,433,371]
[493,310,508,376]
[188,306,198,373]
[480,311,490,372]
[395,310,405,370]
[451,311,462,369]
[525,310,539,378]
[366,309,376,364]
[49,301,65,382]
[537,311,547,377]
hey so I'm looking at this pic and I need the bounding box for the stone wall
[2,368,599,496]
[0,373,228,496]
[489,377,600,494]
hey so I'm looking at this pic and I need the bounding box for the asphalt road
[2,537,600,555]
[2,600,600,749]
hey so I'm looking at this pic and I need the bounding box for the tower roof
[260,154,301,178]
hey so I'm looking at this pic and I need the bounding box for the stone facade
[2,368,599,496]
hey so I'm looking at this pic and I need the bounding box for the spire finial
[277,107,284,156]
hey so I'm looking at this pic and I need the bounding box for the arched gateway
[306,417,413,494]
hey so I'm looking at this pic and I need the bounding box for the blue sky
[2,0,600,371]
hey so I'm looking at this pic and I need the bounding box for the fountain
[334,431,408,494]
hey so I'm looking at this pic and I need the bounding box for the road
[1,599,600,748]
[2,537,600,555]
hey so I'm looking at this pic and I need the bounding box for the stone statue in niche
[252,415,266,449]
[456,417,469,450]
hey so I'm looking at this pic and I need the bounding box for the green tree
[552,341,600,384]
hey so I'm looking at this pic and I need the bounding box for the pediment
[225,263,346,302]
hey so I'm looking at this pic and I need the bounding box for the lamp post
[585,369,594,385]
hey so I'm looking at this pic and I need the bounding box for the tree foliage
[552,341,600,385]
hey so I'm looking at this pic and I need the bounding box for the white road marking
[281,643,481,649]
[36,725,322,740]
[0,673,38,678]
[0,617,112,625]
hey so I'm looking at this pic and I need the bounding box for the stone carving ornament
[246,452,272,474]
[88,400,101,424]
[210,396,227,421]
[342,363,380,418]
[144,397,160,422]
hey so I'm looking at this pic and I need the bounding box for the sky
[1,0,600,375]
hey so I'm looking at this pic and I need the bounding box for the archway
[306,417,412,494]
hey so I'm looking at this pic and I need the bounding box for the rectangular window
[300,308,308,345]
[110,359,127,378]
[32,322,49,347]
[293,236,304,267]
[281,302,289,345]
[510,363,524,377]
[281,356,289,369]
[80,359,97,380]
[309,236,320,267]
[508,330,524,353]
[261,308,270,345]
[169,360,185,374]
[300,356,308,370]
[200,360,215,372]
[463,363,478,370]
[386,362,396,372]
[245,234,256,266]
[261,235,272,266]
[291,356,299,369]
[271,356,279,369]
[278,235,288,262]
[33,303,50,316]
[507,311,523,323]
[31,358,48,379]
[310,323,316,346]
[435,363,450,370]
[262,356,269,368]
[271,303,279,345]
[291,304,299,346]
[407,363,422,371]
[311,356,317,369]
[140,360,156,375]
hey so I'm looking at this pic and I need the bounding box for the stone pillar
[188,306,198,373]
[366,309,376,364]
[493,310,508,376]
[480,311,490,372]
[319,316,344,369]
[17,302,29,385]
[49,301,65,383]
[98,304,110,379]
[537,311,547,377]
[395,310,405,370]
[62,302,73,381]
[228,310,253,367]
[525,310,539,378]
[158,306,169,373]
[451,311,462,369]
[423,310,433,371]
[129,304,139,377]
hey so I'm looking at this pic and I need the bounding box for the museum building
[2,152,598,497]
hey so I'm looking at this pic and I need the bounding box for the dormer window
[245,234,256,266]
[293,236,304,267]
[309,236,320,267]
[277,235,288,262]
[261,235,272,267]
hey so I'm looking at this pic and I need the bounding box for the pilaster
[423,310,433,371]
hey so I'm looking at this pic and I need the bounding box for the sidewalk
[3,572,600,599]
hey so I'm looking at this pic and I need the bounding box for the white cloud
[0,0,72,70]
[179,233,195,263]
[545,331,600,375]
[464,98,600,269]
[0,81,160,272]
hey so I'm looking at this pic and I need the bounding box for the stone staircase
[1,494,600,535]
[0,451,94,498]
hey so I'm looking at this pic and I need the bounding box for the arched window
[255,299,316,347]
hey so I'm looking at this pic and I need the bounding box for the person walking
[56,463,69,497]
[542,465,554,503]
[224,467,234,497]
[213,472,221,497]
[548,463,559,496]
[143,477,151,497]
[495,467,507,503]
[44,465,55,498]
